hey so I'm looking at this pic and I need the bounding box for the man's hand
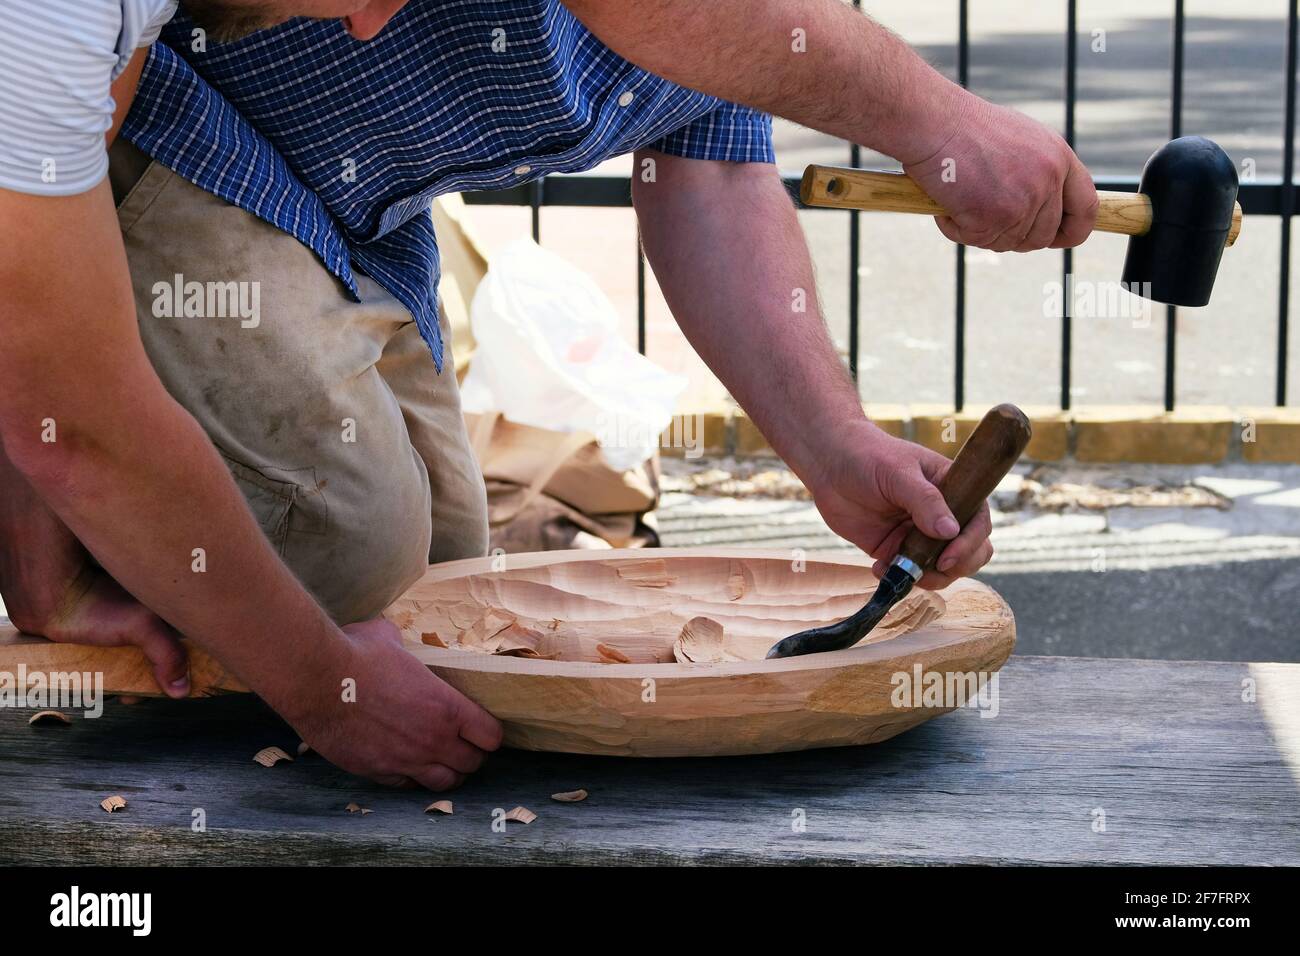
[16,562,191,698]
[288,619,503,791]
[903,91,1099,253]
[808,424,993,591]
[0,444,190,696]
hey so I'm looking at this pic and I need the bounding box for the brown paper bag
[465,411,660,552]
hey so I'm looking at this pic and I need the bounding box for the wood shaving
[424,800,454,815]
[596,643,631,664]
[457,609,518,653]
[420,630,447,648]
[495,621,548,657]
[100,795,127,814]
[345,802,372,815]
[504,806,536,824]
[673,616,737,664]
[614,558,675,588]
[253,746,293,767]
[550,790,588,803]
[498,646,558,659]
[28,710,71,726]
[726,561,753,601]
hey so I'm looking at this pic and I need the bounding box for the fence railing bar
[636,231,647,355]
[1279,0,1298,406]
[1062,0,1077,412]
[1165,0,1185,412]
[530,178,542,242]
[462,175,1284,210]
[849,0,863,385]
[955,0,970,413]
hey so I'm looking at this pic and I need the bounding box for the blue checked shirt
[120,0,775,371]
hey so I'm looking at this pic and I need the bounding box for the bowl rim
[393,547,1014,680]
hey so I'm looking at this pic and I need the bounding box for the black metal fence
[463,0,1298,411]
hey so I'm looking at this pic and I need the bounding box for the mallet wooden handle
[801,166,1242,247]
[897,404,1032,573]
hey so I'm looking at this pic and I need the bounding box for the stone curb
[657,405,1300,464]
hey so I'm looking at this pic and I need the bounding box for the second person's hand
[286,617,504,791]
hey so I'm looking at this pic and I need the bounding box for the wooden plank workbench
[0,655,1296,865]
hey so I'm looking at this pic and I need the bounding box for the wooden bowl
[387,548,1016,757]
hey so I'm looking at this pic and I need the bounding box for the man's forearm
[0,183,347,723]
[566,0,964,164]
[633,151,878,489]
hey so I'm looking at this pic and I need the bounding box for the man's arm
[633,151,991,587]
[0,49,189,694]
[0,180,499,788]
[568,0,1097,252]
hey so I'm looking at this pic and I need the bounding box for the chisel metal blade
[766,560,918,659]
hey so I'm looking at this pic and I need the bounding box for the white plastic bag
[460,239,686,471]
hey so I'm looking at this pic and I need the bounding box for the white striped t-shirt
[0,0,178,196]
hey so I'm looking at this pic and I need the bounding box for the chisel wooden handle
[896,404,1031,573]
[801,165,1242,247]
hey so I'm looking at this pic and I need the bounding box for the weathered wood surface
[0,655,1295,866]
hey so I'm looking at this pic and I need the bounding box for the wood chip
[420,630,447,648]
[726,560,754,601]
[28,710,71,726]
[596,643,631,664]
[345,802,372,815]
[673,616,736,664]
[253,746,294,767]
[457,609,518,652]
[495,621,546,656]
[100,795,127,814]
[504,806,537,824]
[497,646,558,659]
[614,558,674,588]
[551,789,588,803]
[424,800,454,815]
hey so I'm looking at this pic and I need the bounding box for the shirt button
[617,91,635,107]
[514,164,531,176]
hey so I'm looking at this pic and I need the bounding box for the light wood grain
[801,165,1243,246]
[0,548,1016,757]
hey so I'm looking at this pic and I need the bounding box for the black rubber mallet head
[1120,135,1241,307]
[799,135,1243,307]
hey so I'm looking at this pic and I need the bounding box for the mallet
[767,404,1031,659]
[800,135,1242,307]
